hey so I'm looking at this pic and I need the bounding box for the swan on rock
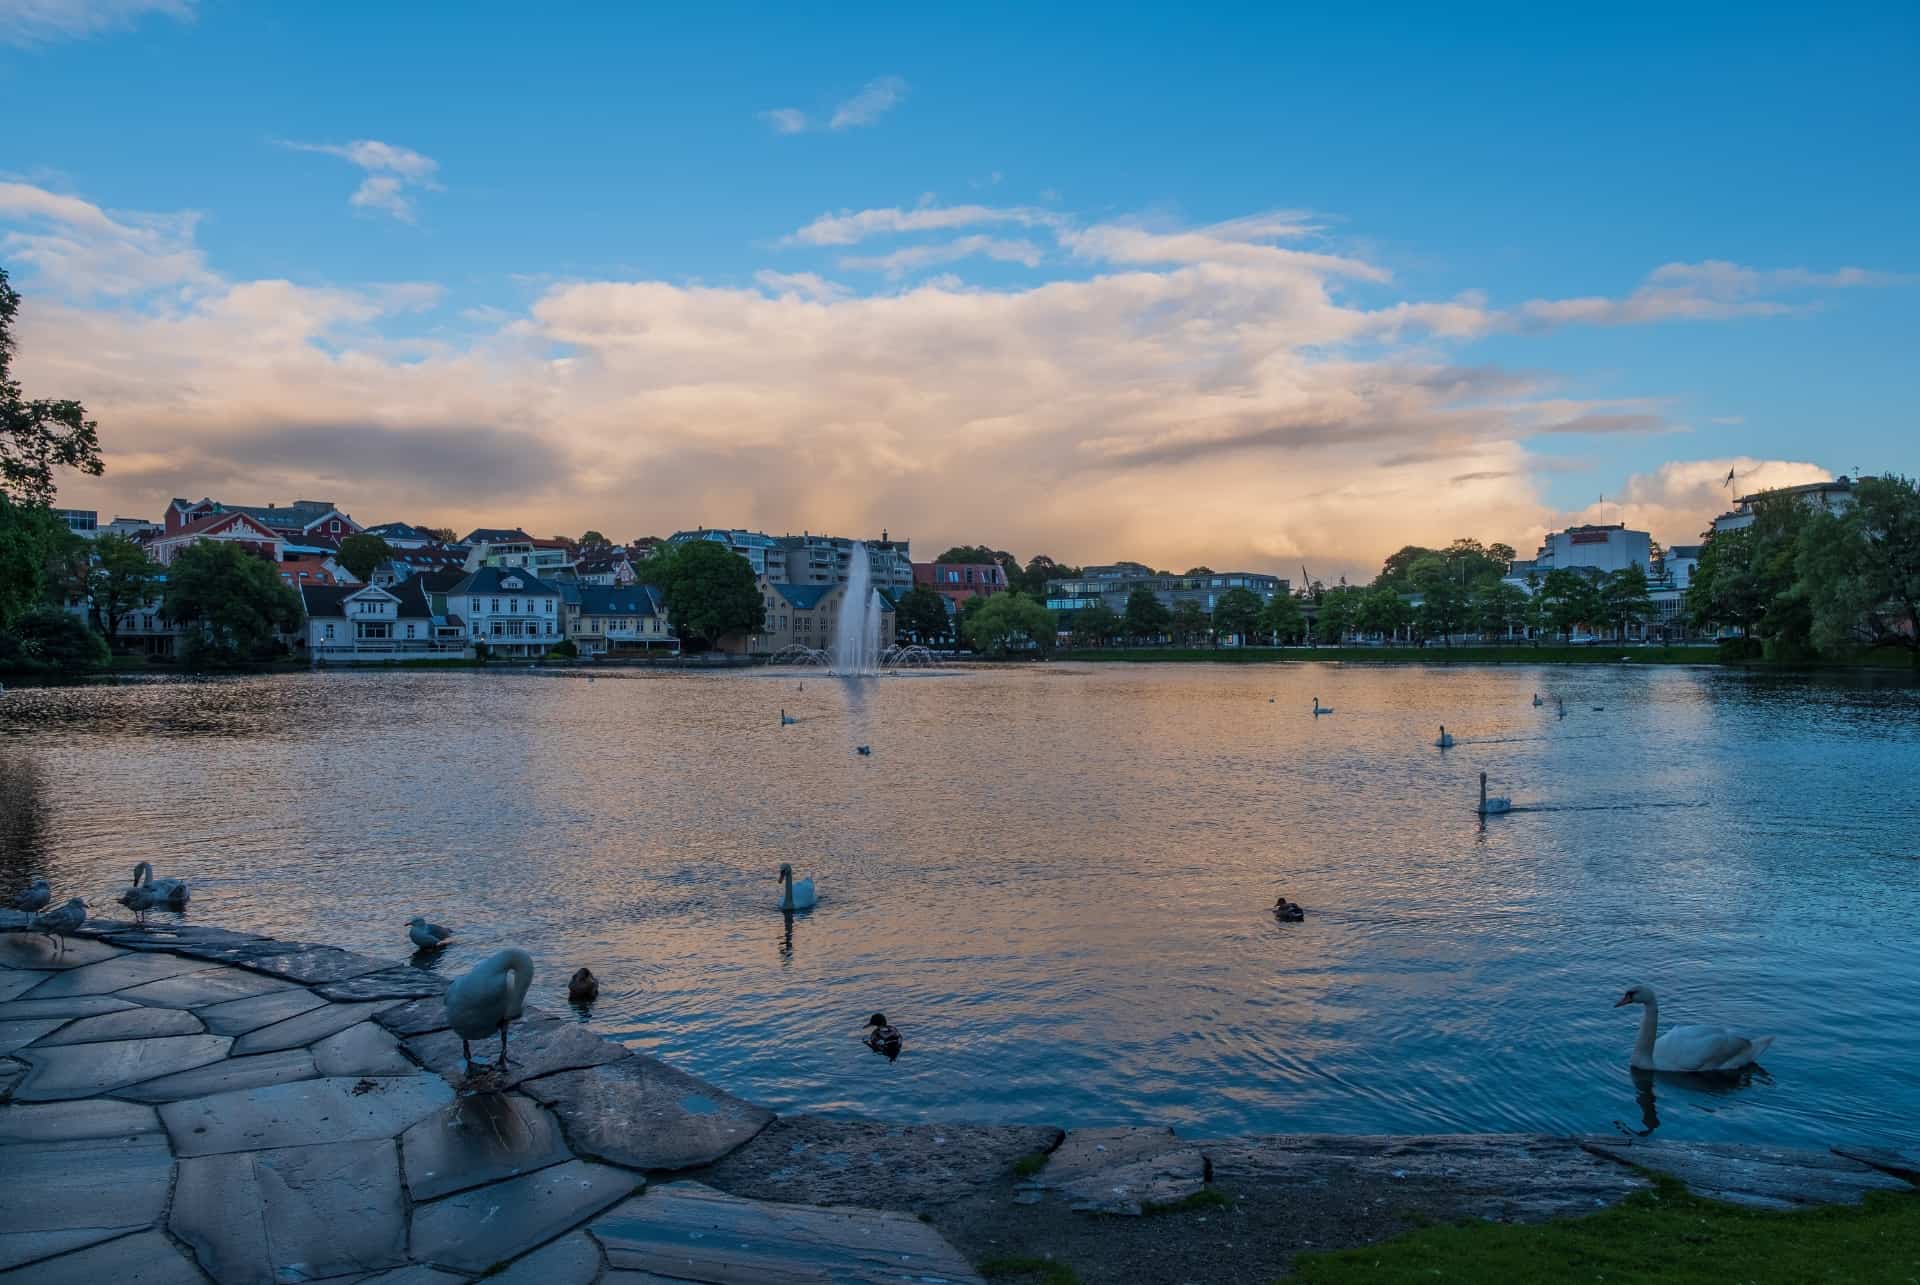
[445,948,535,1074]
[1615,984,1775,1072]
[10,877,50,921]
[778,862,817,911]
[33,897,87,957]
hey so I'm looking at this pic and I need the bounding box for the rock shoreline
[2,914,1915,1284]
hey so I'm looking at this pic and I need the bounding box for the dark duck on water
[863,1012,903,1060]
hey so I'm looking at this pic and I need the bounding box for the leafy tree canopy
[893,584,952,643]
[1123,586,1172,638]
[1262,591,1306,643]
[1211,587,1264,642]
[656,539,764,645]
[961,591,1055,656]
[0,606,108,674]
[87,533,162,645]
[1,268,105,507]
[335,533,392,583]
[162,541,303,665]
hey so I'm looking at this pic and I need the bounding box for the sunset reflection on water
[4,662,1917,1148]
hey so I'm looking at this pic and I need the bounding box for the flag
[1723,467,1736,488]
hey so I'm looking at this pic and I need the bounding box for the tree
[1183,566,1215,577]
[1072,601,1121,646]
[1211,587,1264,644]
[1797,474,1920,655]
[1470,580,1531,641]
[0,607,108,673]
[1409,555,1467,644]
[936,545,1008,565]
[335,533,392,583]
[422,526,457,543]
[1123,587,1171,641]
[1600,564,1654,640]
[1313,586,1360,644]
[1537,569,1601,642]
[1,269,105,507]
[654,539,763,647]
[1016,554,1077,598]
[1262,592,1306,643]
[163,541,303,665]
[1170,600,1210,645]
[1377,545,1438,586]
[87,534,161,647]
[893,585,952,644]
[579,530,609,548]
[962,592,1055,656]
[1355,584,1412,641]
[1688,496,1812,654]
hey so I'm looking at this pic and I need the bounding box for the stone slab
[1833,1143,1920,1185]
[352,1269,470,1285]
[0,1228,143,1273]
[23,951,217,998]
[1,1133,174,1231]
[0,969,53,1001]
[161,1074,455,1156]
[373,995,452,1037]
[589,1182,984,1284]
[173,1139,406,1284]
[200,941,394,986]
[1580,1136,1910,1208]
[0,1017,67,1054]
[35,1005,204,1045]
[196,985,330,1036]
[1203,1133,1650,1221]
[312,1021,414,1076]
[232,1000,390,1055]
[401,1091,575,1201]
[407,1011,627,1089]
[488,1231,603,1285]
[98,925,266,955]
[0,1229,211,1284]
[116,967,302,1009]
[313,967,448,1003]
[118,1047,319,1103]
[1021,1126,1208,1215]
[0,1056,23,1096]
[14,1033,233,1100]
[0,934,124,971]
[519,1052,774,1172]
[0,993,140,1022]
[698,1114,1064,1211]
[411,1158,642,1274]
[0,1097,160,1143]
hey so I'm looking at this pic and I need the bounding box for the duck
[407,916,454,950]
[568,967,599,1004]
[863,1012,904,1060]
[1614,984,1774,1073]
[1272,896,1305,922]
[118,861,188,922]
[1435,725,1455,749]
[778,862,817,911]
[856,745,872,756]
[1477,771,1512,815]
[10,877,50,921]
[1532,693,1543,707]
[1312,697,1333,716]
[444,948,535,1074]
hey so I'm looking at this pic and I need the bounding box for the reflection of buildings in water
[0,756,50,888]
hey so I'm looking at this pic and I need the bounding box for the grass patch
[1145,1186,1234,1215]
[1288,1179,1920,1283]
[1011,1151,1050,1178]
[979,1255,1081,1285]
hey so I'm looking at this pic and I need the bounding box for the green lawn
[1288,1181,1920,1284]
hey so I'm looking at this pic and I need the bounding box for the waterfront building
[300,579,467,663]
[53,508,98,538]
[1530,524,1652,576]
[560,583,677,656]
[734,576,897,655]
[912,561,1008,610]
[445,566,563,657]
[1044,563,1289,615]
[669,528,913,592]
[278,554,356,590]
[1709,476,1867,535]
[373,543,470,585]
[577,551,639,586]
[362,521,440,549]
[167,497,362,548]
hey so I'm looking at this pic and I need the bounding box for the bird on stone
[445,948,535,1076]
[568,967,599,1004]
[10,877,50,922]
[34,897,87,958]
[863,1012,903,1061]
[408,917,455,950]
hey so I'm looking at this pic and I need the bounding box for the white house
[446,566,563,658]
[300,580,466,663]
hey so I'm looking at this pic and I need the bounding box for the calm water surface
[4,663,1918,1148]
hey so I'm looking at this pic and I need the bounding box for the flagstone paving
[3,912,1912,1284]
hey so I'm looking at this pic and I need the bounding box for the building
[1710,476,1866,535]
[463,529,576,576]
[741,577,897,656]
[1531,524,1653,576]
[576,551,639,586]
[560,584,676,656]
[101,516,162,540]
[913,561,1008,609]
[1044,563,1289,616]
[146,510,287,565]
[53,508,98,538]
[362,521,441,549]
[373,543,470,585]
[300,579,467,663]
[278,555,356,591]
[445,566,563,658]
[668,528,913,592]
[167,497,362,549]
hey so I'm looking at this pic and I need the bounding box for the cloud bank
[0,0,190,46]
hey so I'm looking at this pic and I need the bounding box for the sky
[2,2,1915,579]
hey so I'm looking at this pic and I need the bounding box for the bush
[1717,636,1762,663]
[548,638,578,659]
[0,608,110,673]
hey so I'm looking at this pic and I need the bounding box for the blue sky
[3,2,1914,574]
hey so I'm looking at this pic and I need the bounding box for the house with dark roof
[737,575,894,655]
[561,584,675,656]
[299,579,467,662]
[167,497,361,549]
[446,566,563,658]
[363,522,439,549]
[147,510,287,566]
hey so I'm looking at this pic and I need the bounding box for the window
[406,624,417,639]
[329,520,341,533]
[324,623,335,640]
[491,598,500,612]
[510,598,519,613]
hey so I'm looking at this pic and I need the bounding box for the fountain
[831,541,885,676]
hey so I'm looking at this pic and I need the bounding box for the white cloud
[761,75,908,135]
[1562,457,1834,547]
[787,203,1064,246]
[0,0,190,46]
[0,181,212,296]
[840,236,1044,278]
[277,138,441,222]
[758,108,809,135]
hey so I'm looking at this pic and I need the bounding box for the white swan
[445,948,535,1072]
[119,861,188,922]
[1477,772,1511,815]
[1435,724,1455,748]
[408,916,454,950]
[1615,984,1774,1072]
[778,862,817,911]
[1312,697,1334,716]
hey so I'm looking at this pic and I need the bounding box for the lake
[4,661,1917,1149]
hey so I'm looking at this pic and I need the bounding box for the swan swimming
[118,861,188,922]
[1532,693,1543,707]
[1312,697,1333,716]
[780,709,798,726]
[1435,725,1455,748]
[778,862,817,911]
[408,917,454,950]
[445,948,535,1073]
[1615,984,1774,1072]
[1477,771,1512,815]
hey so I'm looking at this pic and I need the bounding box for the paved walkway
[0,917,980,1284]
